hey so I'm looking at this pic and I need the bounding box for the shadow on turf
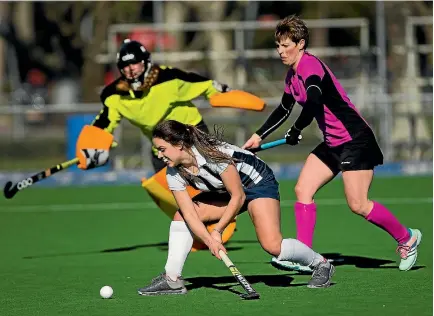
[91,244,428,272]
[22,243,426,272]
[102,244,244,253]
[184,274,305,294]
[272,252,425,271]
[22,241,246,259]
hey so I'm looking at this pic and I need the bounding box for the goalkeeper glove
[76,125,113,170]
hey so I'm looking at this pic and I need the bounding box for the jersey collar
[191,146,207,167]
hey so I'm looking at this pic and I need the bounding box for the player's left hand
[211,229,223,244]
[285,126,303,146]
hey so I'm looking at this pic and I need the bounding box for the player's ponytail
[153,120,235,166]
[188,124,236,166]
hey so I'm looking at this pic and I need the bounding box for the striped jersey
[166,143,275,192]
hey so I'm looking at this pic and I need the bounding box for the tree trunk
[304,2,329,48]
[189,1,235,86]
[81,2,112,102]
[0,2,9,91]
[13,2,33,44]
[163,1,189,68]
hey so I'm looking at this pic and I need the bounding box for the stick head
[240,292,260,300]
[3,181,17,199]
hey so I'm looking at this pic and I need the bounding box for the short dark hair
[275,15,309,50]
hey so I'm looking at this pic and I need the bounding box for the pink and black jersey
[256,52,372,147]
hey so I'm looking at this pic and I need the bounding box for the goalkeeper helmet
[117,39,152,89]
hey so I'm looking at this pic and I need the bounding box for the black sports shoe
[307,261,335,288]
[138,273,187,296]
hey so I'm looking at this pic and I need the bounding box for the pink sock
[365,201,410,244]
[294,202,317,248]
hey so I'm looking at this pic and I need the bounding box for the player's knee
[294,184,314,202]
[347,199,370,216]
[259,238,281,257]
[173,210,184,221]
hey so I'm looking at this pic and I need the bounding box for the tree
[300,1,432,160]
[42,2,144,102]
[1,2,147,103]
[163,1,248,87]
[385,1,432,160]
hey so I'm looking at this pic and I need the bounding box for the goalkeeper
[75,39,265,247]
[77,39,264,172]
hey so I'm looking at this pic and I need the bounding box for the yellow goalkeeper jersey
[92,64,221,141]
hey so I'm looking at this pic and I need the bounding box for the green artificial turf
[0,176,432,316]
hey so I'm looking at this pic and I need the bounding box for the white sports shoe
[270,257,313,273]
[397,228,422,271]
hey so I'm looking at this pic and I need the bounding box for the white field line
[0,197,432,213]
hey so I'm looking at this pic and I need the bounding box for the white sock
[277,238,325,268]
[164,221,193,280]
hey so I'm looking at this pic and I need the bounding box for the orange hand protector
[76,125,114,170]
[209,90,265,111]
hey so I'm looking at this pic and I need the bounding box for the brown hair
[275,15,309,50]
[115,65,160,91]
[152,120,236,170]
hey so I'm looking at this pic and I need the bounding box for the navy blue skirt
[192,176,280,214]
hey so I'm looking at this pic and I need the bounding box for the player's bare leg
[248,198,335,288]
[272,154,335,273]
[343,170,422,271]
[138,198,229,296]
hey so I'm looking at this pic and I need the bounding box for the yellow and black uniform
[92,64,223,171]
[76,39,264,251]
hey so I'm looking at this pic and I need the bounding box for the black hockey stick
[219,250,260,300]
[3,142,118,199]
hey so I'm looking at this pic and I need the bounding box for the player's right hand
[207,238,227,260]
[242,133,262,150]
[284,125,303,146]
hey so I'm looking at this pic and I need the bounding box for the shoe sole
[270,257,340,273]
[307,265,336,289]
[138,288,187,296]
[270,260,313,273]
[399,230,422,271]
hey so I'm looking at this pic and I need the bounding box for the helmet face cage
[116,40,151,83]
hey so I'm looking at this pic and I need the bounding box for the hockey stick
[249,138,287,153]
[3,142,118,199]
[219,250,260,300]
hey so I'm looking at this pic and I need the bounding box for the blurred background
[0,1,432,182]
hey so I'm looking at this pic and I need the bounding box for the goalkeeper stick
[219,250,260,300]
[3,142,118,199]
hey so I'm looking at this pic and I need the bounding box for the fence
[98,18,370,104]
[0,93,431,172]
[0,17,431,172]
[97,17,432,161]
